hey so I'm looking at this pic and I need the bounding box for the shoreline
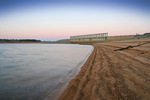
[58,37,150,100]
[44,46,94,100]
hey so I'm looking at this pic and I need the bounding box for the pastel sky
[0,0,150,40]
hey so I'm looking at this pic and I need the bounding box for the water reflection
[0,44,93,100]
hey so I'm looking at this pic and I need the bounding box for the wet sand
[58,37,150,100]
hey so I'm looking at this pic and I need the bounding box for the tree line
[0,39,41,42]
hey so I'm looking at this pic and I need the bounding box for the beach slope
[58,37,150,100]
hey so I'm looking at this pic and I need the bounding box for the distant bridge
[69,33,108,43]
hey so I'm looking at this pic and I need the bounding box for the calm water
[0,44,93,100]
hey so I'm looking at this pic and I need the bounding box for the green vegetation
[143,33,150,36]
[0,39,41,43]
[133,32,150,39]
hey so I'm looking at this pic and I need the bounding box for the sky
[0,0,150,41]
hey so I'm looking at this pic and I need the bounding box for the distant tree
[0,39,41,43]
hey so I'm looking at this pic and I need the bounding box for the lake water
[0,44,93,100]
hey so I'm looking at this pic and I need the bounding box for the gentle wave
[0,44,93,100]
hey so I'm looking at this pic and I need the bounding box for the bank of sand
[58,37,150,100]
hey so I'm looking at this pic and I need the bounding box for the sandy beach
[58,37,150,100]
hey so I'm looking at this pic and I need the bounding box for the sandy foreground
[58,37,150,100]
